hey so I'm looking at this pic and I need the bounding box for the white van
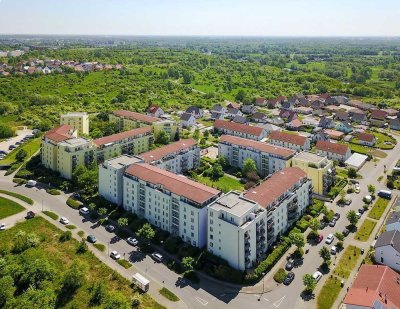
[132,273,150,292]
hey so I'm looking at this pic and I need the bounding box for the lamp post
[258,272,266,301]
[108,241,110,256]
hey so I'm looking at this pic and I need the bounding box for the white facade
[60,112,90,135]
[316,148,351,162]
[375,244,400,272]
[269,137,311,152]
[98,155,143,206]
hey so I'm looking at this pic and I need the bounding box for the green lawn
[333,245,361,279]
[0,196,25,219]
[368,198,390,220]
[42,210,59,220]
[317,277,342,309]
[0,190,33,205]
[195,174,244,193]
[371,131,396,149]
[1,137,41,165]
[354,219,377,242]
[159,287,179,302]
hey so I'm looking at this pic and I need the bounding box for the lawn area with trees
[368,198,390,220]
[354,219,377,241]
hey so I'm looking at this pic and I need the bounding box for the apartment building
[138,138,200,174]
[110,109,178,140]
[123,163,221,248]
[41,125,77,171]
[268,131,311,151]
[291,151,335,195]
[93,127,153,163]
[218,135,295,177]
[244,167,312,246]
[99,155,143,206]
[213,119,267,141]
[60,112,89,135]
[316,140,351,162]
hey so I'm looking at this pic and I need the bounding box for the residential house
[232,115,248,124]
[318,116,335,129]
[266,117,285,126]
[269,131,311,151]
[389,118,400,131]
[147,104,164,118]
[255,97,267,106]
[281,100,295,110]
[185,106,203,118]
[349,100,375,111]
[374,230,400,272]
[370,109,387,128]
[350,109,368,125]
[241,104,257,115]
[226,101,241,109]
[386,211,400,232]
[302,117,320,127]
[286,119,303,131]
[60,112,90,135]
[319,93,331,101]
[333,96,349,105]
[311,100,324,110]
[335,111,349,121]
[336,121,353,134]
[293,106,313,115]
[313,109,328,117]
[343,264,400,309]
[267,98,280,109]
[383,108,398,117]
[210,105,227,120]
[214,120,267,141]
[279,109,298,122]
[312,130,329,143]
[324,129,345,140]
[316,140,351,162]
[325,97,339,105]
[180,113,196,128]
[226,108,243,119]
[255,123,281,136]
[251,112,267,123]
[358,132,376,146]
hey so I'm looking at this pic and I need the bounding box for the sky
[0,0,398,36]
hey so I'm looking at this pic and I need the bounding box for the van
[378,190,392,199]
[132,273,150,292]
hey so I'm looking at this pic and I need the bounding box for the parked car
[364,195,372,203]
[87,235,97,243]
[356,212,362,219]
[285,258,295,271]
[313,271,323,282]
[110,251,121,260]
[326,234,334,244]
[26,211,36,219]
[330,246,337,255]
[151,252,163,262]
[342,228,350,237]
[316,234,324,243]
[0,223,5,231]
[60,217,70,225]
[283,272,295,285]
[105,225,116,232]
[358,208,365,214]
[320,220,328,229]
[333,213,341,220]
[329,219,337,227]
[26,180,37,187]
[8,145,16,150]
[127,237,138,246]
[344,199,352,205]
[79,207,89,215]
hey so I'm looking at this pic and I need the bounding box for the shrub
[273,268,287,283]
[43,210,58,220]
[76,239,88,254]
[46,188,61,195]
[93,243,106,252]
[59,231,72,242]
[117,259,131,269]
[12,178,26,185]
[163,237,182,254]
[66,198,81,209]
[0,190,33,205]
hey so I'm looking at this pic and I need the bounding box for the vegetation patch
[77,230,85,237]
[333,246,361,279]
[0,196,25,219]
[42,210,59,220]
[117,259,131,269]
[46,188,61,195]
[317,277,343,309]
[368,198,390,220]
[0,190,33,205]
[93,243,106,252]
[66,197,82,209]
[354,219,377,242]
[159,287,179,302]
[193,174,244,193]
[273,268,287,284]
[66,224,77,230]
[12,178,26,185]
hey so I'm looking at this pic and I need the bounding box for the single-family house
[241,104,257,115]
[389,118,400,131]
[226,102,241,109]
[232,115,248,124]
[266,98,280,109]
[293,106,313,115]
[383,108,398,117]
[269,131,311,151]
[185,106,203,118]
[256,123,281,135]
[313,109,328,117]
[350,109,368,124]
[211,105,226,120]
[324,129,344,140]
[386,211,400,232]
[255,97,267,106]
[281,100,295,110]
[336,121,353,134]
[335,111,349,121]
[311,100,324,109]
[349,100,374,111]
[374,230,400,272]
[286,119,303,131]
[180,113,196,128]
[147,104,164,118]
[312,130,329,142]
[358,132,376,146]
[279,109,298,122]
[316,140,351,162]
[370,109,387,128]
[226,108,242,119]
[318,116,335,129]
[298,97,311,107]
[302,117,320,127]
[325,97,339,105]
[319,93,331,101]
[251,112,267,123]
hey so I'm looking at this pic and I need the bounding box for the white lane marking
[195,297,208,306]
[264,297,270,302]
[273,296,286,308]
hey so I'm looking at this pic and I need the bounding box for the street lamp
[258,272,266,301]
[108,241,110,256]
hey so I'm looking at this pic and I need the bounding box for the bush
[296,218,309,232]
[206,264,243,284]
[93,243,106,252]
[46,188,61,195]
[59,230,72,242]
[66,198,81,209]
[163,237,182,254]
[273,268,287,283]
[76,239,88,254]
[166,259,183,274]
[117,259,131,269]
[43,210,58,220]
[12,178,26,185]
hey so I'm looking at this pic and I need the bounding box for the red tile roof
[255,97,266,104]
[44,124,75,142]
[125,163,220,204]
[214,120,263,137]
[220,135,295,158]
[140,139,197,163]
[113,110,161,123]
[358,132,375,143]
[371,109,387,120]
[269,131,307,146]
[344,265,400,309]
[93,126,152,146]
[147,104,160,114]
[324,129,344,138]
[244,167,307,209]
[316,140,349,156]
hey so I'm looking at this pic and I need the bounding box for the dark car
[285,258,295,271]
[333,213,341,221]
[329,219,336,227]
[26,211,36,219]
[320,220,328,229]
[105,225,115,232]
[342,228,350,237]
[283,272,295,285]
[87,235,97,243]
[358,208,365,214]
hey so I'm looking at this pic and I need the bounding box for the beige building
[290,151,335,195]
[60,112,89,135]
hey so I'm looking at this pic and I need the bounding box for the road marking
[195,297,208,306]
[273,296,286,308]
[263,297,270,302]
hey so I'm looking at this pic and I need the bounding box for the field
[0,217,163,309]
[368,198,390,220]
[354,219,377,242]
[0,196,25,219]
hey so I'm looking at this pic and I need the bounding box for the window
[210,234,213,239]
[210,242,213,247]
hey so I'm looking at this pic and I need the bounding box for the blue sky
[0,0,398,36]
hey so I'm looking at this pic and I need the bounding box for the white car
[79,207,89,215]
[325,234,334,244]
[151,252,163,262]
[127,237,138,246]
[110,251,121,260]
[313,271,323,282]
[26,180,37,187]
[331,246,337,255]
[0,223,5,231]
[60,217,70,225]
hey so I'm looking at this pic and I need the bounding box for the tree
[309,217,321,232]
[17,287,56,309]
[242,158,257,177]
[203,130,210,139]
[217,156,229,170]
[210,163,224,180]
[235,89,246,102]
[20,258,56,289]
[155,131,170,145]
[288,231,305,250]
[88,203,96,211]
[368,184,376,196]
[15,149,27,162]
[98,207,108,216]
[182,70,193,84]
[0,123,14,138]
[192,128,200,140]
[319,246,331,263]
[0,276,15,308]
[61,261,85,293]
[182,256,195,271]
[336,241,344,251]
[334,232,344,241]
[90,281,107,306]
[104,292,130,309]
[303,274,316,293]
[137,223,155,244]
[76,238,88,254]
[12,231,40,253]
[347,168,357,179]
[117,217,128,228]
[346,210,359,226]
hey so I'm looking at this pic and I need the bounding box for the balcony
[245,249,251,257]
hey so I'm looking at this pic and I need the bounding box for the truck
[377,190,392,199]
[132,273,150,292]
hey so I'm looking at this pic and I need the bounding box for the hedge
[66,198,81,209]
[43,210,59,220]
[273,268,287,283]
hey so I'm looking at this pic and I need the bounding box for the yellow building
[60,112,89,135]
[110,110,178,141]
[290,151,335,196]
